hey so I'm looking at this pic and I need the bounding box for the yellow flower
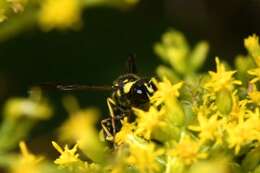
[226,115,259,155]
[193,93,217,118]
[7,0,27,13]
[53,141,102,172]
[189,113,223,145]
[168,135,208,165]
[58,108,105,162]
[10,141,43,173]
[247,83,260,105]
[127,142,164,173]
[0,8,7,22]
[226,124,248,155]
[107,146,129,173]
[165,156,185,173]
[244,34,260,66]
[245,34,260,51]
[248,68,260,84]
[229,100,250,126]
[115,118,135,145]
[151,77,183,106]
[38,0,82,31]
[59,108,99,142]
[247,108,260,132]
[134,106,165,140]
[4,98,52,120]
[154,30,189,74]
[249,91,260,105]
[52,141,83,168]
[226,94,260,155]
[204,57,241,92]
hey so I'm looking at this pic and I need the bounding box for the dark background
[0,0,260,137]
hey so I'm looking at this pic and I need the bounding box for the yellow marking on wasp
[144,83,154,93]
[123,81,136,94]
[123,79,129,83]
[117,90,121,96]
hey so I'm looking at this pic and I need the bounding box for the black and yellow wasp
[41,55,157,143]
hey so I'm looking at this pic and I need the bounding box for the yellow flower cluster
[154,29,209,80]
[204,57,242,93]
[38,0,82,31]
[0,0,139,42]
[3,31,260,173]
[167,135,208,165]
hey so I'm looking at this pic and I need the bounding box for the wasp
[41,55,157,143]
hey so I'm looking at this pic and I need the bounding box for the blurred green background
[0,0,260,140]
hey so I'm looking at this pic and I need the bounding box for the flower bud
[216,89,233,115]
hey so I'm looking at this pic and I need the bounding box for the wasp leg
[107,98,117,135]
[101,118,114,141]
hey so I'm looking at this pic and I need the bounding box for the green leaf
[242,147,260,172]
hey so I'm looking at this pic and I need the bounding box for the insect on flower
[39,54,157,144]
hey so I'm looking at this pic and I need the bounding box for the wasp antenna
[57,84,113,91]
[126,53,137,74]
[36,83,113,92]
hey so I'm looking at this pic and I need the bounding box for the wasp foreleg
[101,118,114,141]
[107,98,117,135]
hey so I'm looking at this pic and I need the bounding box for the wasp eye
[128,84,150,109]
[133,87,146,97]
[135,88,143,94]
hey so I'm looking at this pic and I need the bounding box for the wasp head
[112,74,157,111]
